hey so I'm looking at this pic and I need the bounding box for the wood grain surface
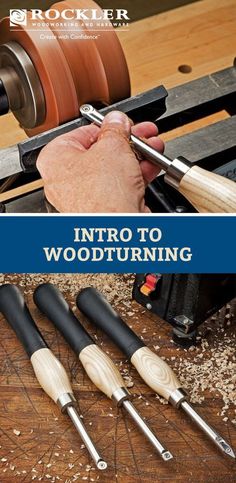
[131,347,181,401]
[178,166,236,213]
[120,0,236,94]
[0,180,43,203]
[0,274,235,482]
[79,345,126,400]
[31,348,73,404]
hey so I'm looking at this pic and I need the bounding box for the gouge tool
[76,287,235,459]
[80,104,236,213]
[33,283,173,462]
[0,284,107,471]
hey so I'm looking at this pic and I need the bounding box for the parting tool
[0,284,107,470]
[80,104,236,213]
[33,283,173,462]
[76,287,235,459]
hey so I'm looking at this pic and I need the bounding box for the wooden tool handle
[31,348,73,403]
[131,347,181,401]
[79,344,125,399]
[179,166,236,213]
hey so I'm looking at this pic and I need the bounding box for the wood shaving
[171,314,236,417]
[1,273,134,308]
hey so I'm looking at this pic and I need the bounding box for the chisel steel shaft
[181,401,235,458]
[67,406,107,470]
[123,400,172,461]
[80,104,172,171]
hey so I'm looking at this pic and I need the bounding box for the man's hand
[37,111,164,212]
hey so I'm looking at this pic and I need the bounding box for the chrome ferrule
[57,392,76,412]
[169,388,187,408]
[164,156,192,188]
[112,386,130,406]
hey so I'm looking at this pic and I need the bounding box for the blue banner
[0,215,235,273]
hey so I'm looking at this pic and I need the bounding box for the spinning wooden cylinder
[0,0,130,135]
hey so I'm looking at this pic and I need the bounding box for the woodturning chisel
[76,287,236,459]
[33,282,173,462]
[0,284,107,471]
[80,104,236,213]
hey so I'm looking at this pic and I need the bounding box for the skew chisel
[0,284,107,470]
[33,282,173,462]
[76,287,235,459]
[80,104,236,213]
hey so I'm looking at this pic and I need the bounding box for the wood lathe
[0,0,235,212]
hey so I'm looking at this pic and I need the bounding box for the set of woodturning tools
[0,283,235,470]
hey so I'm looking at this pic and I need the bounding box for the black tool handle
[33,283,94,354]
[76,288,145,358]
[0,284,47,357]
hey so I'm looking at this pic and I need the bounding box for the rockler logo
[10,9,27,26]
[10,8,130,26]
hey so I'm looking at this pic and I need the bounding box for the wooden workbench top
[0,274,235,482]
[120,0,236,93]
